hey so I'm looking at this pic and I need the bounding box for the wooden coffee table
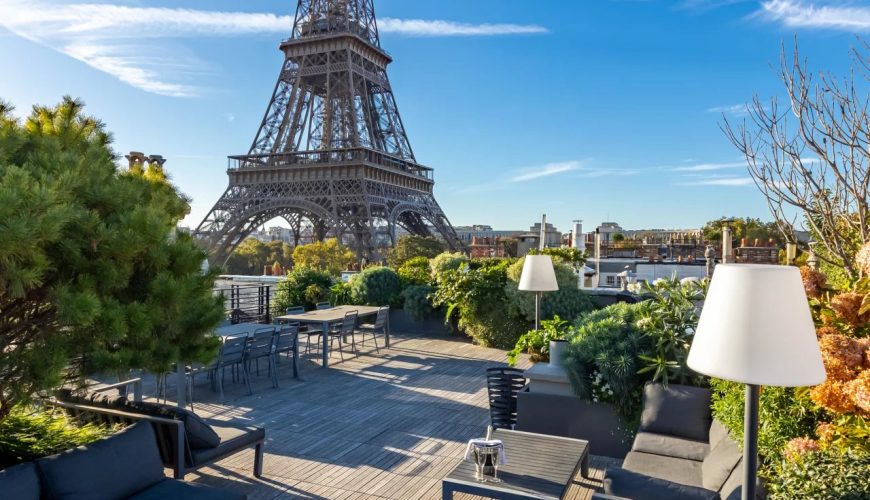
[442,429,589,499]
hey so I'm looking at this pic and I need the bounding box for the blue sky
[0,0,866,232]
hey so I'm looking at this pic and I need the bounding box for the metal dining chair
[214,335,249,400]
[245,327,277,393]
[356,306,389,354]
[329,310,358,360]
[286,305,321,354]
[316,302,333,310]
[273,324,299,382]
[185,347,222,411]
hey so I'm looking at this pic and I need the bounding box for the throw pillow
[639,383,712,442]
[124,401,221,449]
[701,432,742,491]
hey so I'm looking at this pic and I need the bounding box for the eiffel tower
[195,0,463,264]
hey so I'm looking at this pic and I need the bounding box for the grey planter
[388,308,451,336]
[516,388,632,459]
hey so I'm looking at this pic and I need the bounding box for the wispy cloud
[680,0,753,10]
[680,177,755,186]
[379,19,548,36]
[757,0,870,32]
[667,157,753,187]
[0,1,547,97]
[707,104,754,116]
[580,168,639,178]
[509,161,582,182]
[668,161,746,172]
[458,159,635,193]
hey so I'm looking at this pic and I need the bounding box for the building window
[606,276,616,286]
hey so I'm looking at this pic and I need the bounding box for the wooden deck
[175,333,617,499]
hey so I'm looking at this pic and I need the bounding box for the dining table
[215,322,267,338]
[274,305,386,368]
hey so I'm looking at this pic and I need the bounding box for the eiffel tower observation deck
[196,0,463,264]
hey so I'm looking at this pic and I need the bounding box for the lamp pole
[743,384,760,500]
[537,214,546,330]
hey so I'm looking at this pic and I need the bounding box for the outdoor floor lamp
[519,255,559,331]
[687,264,826,500]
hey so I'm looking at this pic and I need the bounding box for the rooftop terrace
[169,333,616,499]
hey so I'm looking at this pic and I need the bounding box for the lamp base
[743,384,759,500]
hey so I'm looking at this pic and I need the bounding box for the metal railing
[215,284,272,324]
[227,147,434,180]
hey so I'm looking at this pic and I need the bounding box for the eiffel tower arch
[196,0,463,265]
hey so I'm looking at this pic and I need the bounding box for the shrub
[563,303,648,420]
[351,266,401,306]
[504,256,596,324]
[768,448,870,500]
[432,258,526,348]
[463,313,527,350]
[710,379,824,466]
[329,281,353,306]
[430,252,469,277]
[634,278,708,386]
[0,405,117,468]
[398,256,431,287]
[401,285,434,321]
[273,268,333,312]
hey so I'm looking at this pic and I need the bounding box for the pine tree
[0,97,224,420]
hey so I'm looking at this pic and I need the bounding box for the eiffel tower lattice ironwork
[195,0,463,264]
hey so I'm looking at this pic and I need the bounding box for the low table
[442,429,589,500]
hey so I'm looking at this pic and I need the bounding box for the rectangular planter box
[516,388,632,459]
[388,309,451,336]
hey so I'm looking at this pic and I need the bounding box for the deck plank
[164,333,615,499]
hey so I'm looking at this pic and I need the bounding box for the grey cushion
[701,433,742,491]
[128,478,246,500]
[639,383,712,442]
[0,462,40,500]
[622,451,704,487]
[632,432,710,461]
[54,389,126,409]
[604,467,719,500]
[191,423,265,465]
[124,401,221,449]
[717,458,744,499]
[36,421,164,500]
[708,420,730,449]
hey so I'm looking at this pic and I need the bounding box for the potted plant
[508,316,570,366]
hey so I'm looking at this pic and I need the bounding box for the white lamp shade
[518,255,559,292]
[687,264,825,387]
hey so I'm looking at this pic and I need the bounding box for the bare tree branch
[722,40,870,280]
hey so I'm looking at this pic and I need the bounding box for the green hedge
[273,268,333,312]
[769,449,870,500]
[351,266,402,306]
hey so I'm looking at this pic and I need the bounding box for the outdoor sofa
[0,420,245,499]
[51,383,265,479]
[597,383,751,500]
